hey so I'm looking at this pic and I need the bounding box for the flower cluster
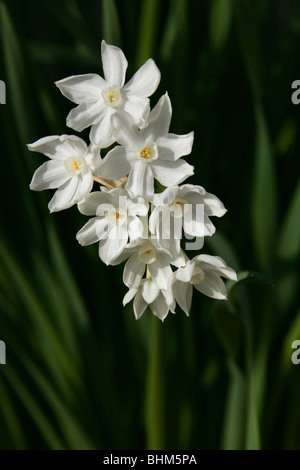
[28,40,237,321]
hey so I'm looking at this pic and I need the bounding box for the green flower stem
[145,314,165,450]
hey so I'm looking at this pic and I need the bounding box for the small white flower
[28,135,100,212]
[173,254,238,315]
[55,40,161,147]
[76,187,148,265]
[149,184,226,247]
[99,93,194,197]
[123,277,175,321]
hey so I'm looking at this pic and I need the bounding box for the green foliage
[0,0,299,450]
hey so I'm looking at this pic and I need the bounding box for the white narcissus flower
[99,93,194,197]
[173,255,238,316]
[109,235,185,292]
[150,184,227,240]
[123,277,175,321]
[28,135,100,212]
[55,40,161,148]
[76,187,149,265]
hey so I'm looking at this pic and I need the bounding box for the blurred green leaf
[212,303,242,360]
[136,0,160,66]
[221,360,246,450]
[227,270,274,301]
[251,104,277,273]
[101,0,121,46]
[210,0,233,50]
[277,178,300,260]
[0,2,34,143]
[161,0,187,61]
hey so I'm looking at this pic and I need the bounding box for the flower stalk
[145,314,165,450]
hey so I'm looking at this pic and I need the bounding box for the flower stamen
[108,92,115,102]
[73,161,79,170]
[140,148,151,159]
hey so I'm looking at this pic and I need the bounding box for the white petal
[133,288,148,319]
[142,279,160,304]
[151,186,179,206]
[123,253,145,288]
[182,185,226,217]
[72,171,94,204]
[156,132,194,161]
[202,191,227,217]
[76,217,107,246]
[109,244,140,266]
[30,160,68,191]
[141,93,172,141]
[123,287,138,306]
[123,94,150,127]
[98,225,128,265]
[151,159,194,186]
[175,261,195,283]
[89,107,117,147]
[128,217,145,241]
[123,59,160,97]
[195,255,237,281]
[67,101,105,132]
[99,146,131,179]
[183,204,208,238]
[111,112,143,150]
[28,135,61,159]
[194,272,228,299]
[148,256,172,290]
[125,161,154,197]
[85,144,102,174]
[78,191,112,215]
[150,293,169,321]
[48,177,79,212]
[101,40,128,87]
[174,280,193,315]
[55,74,106,104]
[28,135,88,161]
[48,171,93,211]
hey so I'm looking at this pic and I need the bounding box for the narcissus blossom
[173,255,238,316]
[28,135,100,212]
[55,40,161,148]
[123,278,175,321]
[99,94,194,197]
[76,187,148,265]
[28,39,238,321]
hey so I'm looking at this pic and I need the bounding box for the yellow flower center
[108,92,115,102]
[115,212,120,219]
[140,148,151,159]
[73,161,79,170]
[145,249,152,255]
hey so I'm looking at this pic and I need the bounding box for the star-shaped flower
[55,40,161,147]
[173,255,237,315]
[99,93,194,197]
[123,277,175,321]
[28,135,100,212]
[76,187,149,265]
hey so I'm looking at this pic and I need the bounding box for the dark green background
[0,0,299,449]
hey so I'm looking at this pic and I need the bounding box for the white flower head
[99,93,194,197]
[173,254,238,316]
[28,135,100,212]
[76,187,149,265]
[55,40,161,147]
[149,184,227,251]
[123,277,175,322]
